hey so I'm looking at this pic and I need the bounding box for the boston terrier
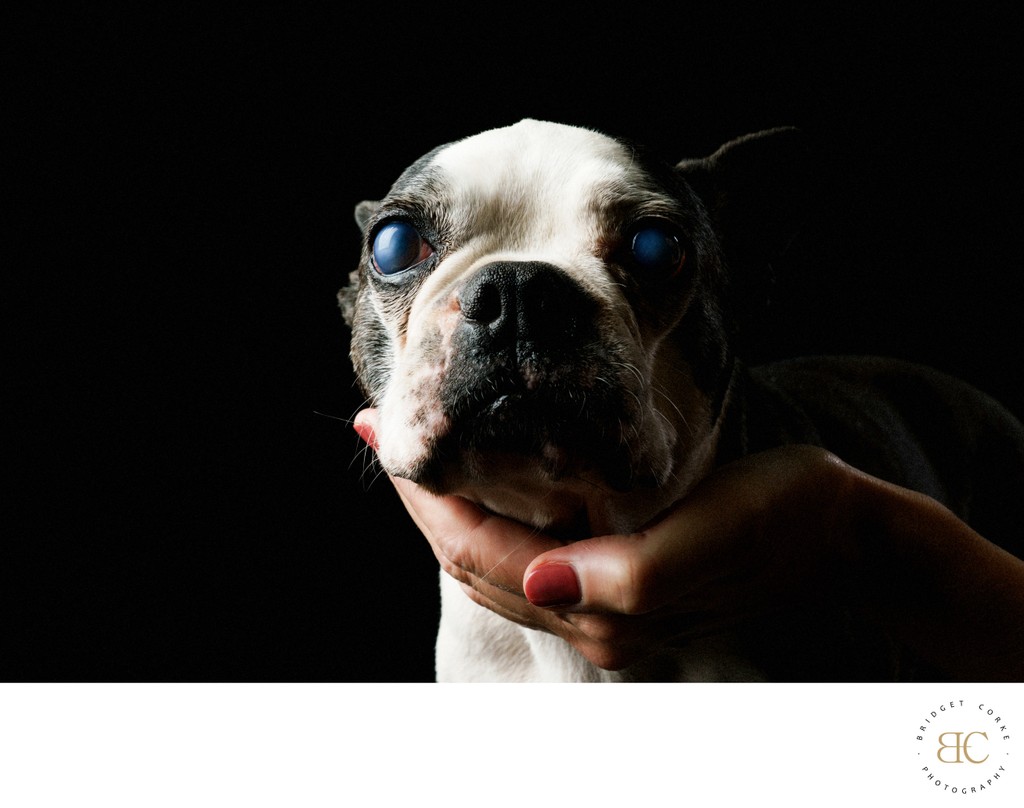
[339,119,1024,681]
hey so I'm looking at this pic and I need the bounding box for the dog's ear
[338,269,361,327]
[355,200,381,234]
[677,128,814,342]
[677,127,812,270]
[340,201,381,327]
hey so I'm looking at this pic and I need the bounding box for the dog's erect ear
[677,127,812,270]
[355,200,381,234]
[677,128,814,342]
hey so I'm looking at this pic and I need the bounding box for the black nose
[457,261,596,352]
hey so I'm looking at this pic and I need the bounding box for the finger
[521,449,847,618]
[522,492,748,615]
[458,577,664,670]
[354,408,563,590]
[457,581,562,634]
[352,407,380,450]
[523,529,684,614]
[391,474,563,594]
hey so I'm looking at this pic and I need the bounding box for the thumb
[523,532,667,614]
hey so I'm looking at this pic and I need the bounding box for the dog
[339,119,1024,681]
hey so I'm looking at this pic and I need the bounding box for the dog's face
[340,120,804,535]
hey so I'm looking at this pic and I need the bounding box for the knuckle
[613,552,656,615]
[462,583,549,632]
[580,641,634,672]
[573,613,633,649]
[438,555,472,585]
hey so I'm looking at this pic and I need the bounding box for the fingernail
[353,420,378,451]
[524,564,581,608]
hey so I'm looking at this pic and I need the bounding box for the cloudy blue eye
[629,223,686,277]
[372,220,432,275]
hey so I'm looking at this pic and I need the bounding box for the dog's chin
[401,391,658,534]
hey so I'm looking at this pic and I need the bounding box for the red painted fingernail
[525,564,581,608]
[353,420,379,451]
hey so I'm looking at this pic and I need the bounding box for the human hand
[353,408,865,670]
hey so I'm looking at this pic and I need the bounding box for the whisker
[652,384,693,435]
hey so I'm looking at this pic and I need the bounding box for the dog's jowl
[339,119,1024,682]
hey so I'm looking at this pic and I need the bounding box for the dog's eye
[628,223,686,278]
[372,221,433,275]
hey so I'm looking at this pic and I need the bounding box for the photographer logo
[916,700,1012,795]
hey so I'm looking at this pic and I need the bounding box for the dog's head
[340,120,806,535]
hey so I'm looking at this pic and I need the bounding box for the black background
[10,5,1024,682]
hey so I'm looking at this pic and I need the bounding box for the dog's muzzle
[410,260,646,491]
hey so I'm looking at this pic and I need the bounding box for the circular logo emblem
[915,699,1013,796]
